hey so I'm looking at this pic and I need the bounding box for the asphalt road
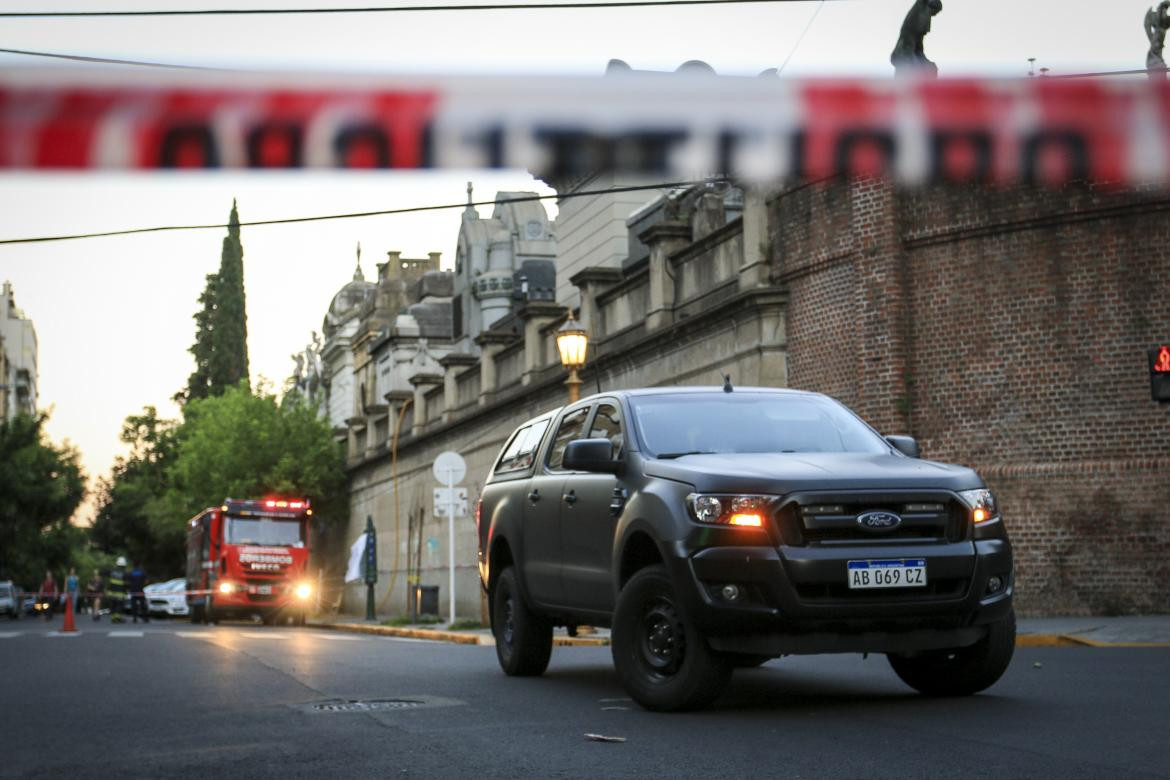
[1,617,1167,779]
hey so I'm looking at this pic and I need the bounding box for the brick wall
[774,179,1170,615]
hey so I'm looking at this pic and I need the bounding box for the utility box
[412,585,439,618]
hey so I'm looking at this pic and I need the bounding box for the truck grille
[776,491,967,546]
[794,578,968,602]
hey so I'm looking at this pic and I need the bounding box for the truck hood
[640,452,983,494]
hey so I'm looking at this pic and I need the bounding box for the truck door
[558,401,624,613]
[524,407,589,608]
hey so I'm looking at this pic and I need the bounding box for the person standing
[107,558,127,624]
[64,567,79,615]
[86,569,104,621]
[38,570,58,621]
[128,562,149,624]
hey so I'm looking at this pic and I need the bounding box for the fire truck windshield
[225,515,304,547]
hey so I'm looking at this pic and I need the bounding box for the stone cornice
[569,266,623,287]
[408,372,443,387]
[438,352,479,368]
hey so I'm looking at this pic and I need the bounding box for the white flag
[345,535,366,584]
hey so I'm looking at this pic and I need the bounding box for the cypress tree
[185,200,250,401]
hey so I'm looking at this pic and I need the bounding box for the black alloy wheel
[887,609,1016,696]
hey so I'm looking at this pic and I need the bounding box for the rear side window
[546,408,590,470]
[495,419,551,474]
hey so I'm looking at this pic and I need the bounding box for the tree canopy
[93,386,345,577]
[0,412,86,586]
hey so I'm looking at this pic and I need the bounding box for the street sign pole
[447,466,456,625]
[364,515,377,622]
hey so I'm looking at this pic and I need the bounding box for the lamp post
[555,313,589,404]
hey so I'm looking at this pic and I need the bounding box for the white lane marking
[238,632,290,639]
[108,631,144,638]
[313,634,365,641]
[175,631,215,639]
[48,631,82,637]
[0,631,22,638]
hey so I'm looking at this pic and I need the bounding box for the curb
[312,621,610,647]
[314,622,1166,649]
[1016,634,1170,648]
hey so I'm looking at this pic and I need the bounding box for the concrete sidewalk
[312,615,1170,648]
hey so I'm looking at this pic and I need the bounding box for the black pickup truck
[476,387,1014,711]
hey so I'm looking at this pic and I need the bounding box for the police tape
[2,68,1169,186]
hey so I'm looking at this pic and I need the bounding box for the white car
[145,578,189,617]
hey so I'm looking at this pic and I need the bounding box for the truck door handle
[527,490,541,503]
[562,490,577,505]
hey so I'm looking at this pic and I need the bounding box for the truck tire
[205,598,218,625]
[491,566,552,676]
[887,609,1016,696]
[190,604,203,624]
[612,565,732,712]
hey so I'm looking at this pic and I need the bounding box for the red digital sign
[1149,346,1170,403]
[1154,346,1170,374]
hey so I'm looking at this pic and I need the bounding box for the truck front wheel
[491,567,552,676]
[612,565,731,712]
[887,609,1016,696]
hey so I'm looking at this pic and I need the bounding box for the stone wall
[775,179,1170,615]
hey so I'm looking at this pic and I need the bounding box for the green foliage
[155,384,345,554]
[0,412,86,587]
[185,200,250,402]
[90,406,181,577]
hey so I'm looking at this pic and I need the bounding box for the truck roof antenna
[722,373,733,393]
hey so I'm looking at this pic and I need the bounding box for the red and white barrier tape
[2,69,1169,185]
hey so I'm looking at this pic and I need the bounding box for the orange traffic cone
[61,593,77,633]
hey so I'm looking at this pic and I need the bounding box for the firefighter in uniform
[107,557,128,624]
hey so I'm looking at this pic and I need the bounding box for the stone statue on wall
[1146,2,1170,78]
[891,0,943,78]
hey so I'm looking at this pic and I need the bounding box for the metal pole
[364,515,376,622]
[447,466,456,624]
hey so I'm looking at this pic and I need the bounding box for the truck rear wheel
[612,565,731,712]
[887,609,1016,696]
[491,566,552,676]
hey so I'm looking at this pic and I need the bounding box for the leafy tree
[90,406,181,578]
[0,412,86,587]
[185,200,250,401]
[148,383,345,551]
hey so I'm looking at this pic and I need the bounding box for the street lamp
[556,313,588,404]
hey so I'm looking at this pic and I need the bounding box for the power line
[0,180,707,246]
[776,0,824,75]
[0,47,222,70]
[0,0,836,17]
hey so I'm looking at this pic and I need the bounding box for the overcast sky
[0,0,1158,520]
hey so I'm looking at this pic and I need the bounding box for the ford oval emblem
[856,510,902,532]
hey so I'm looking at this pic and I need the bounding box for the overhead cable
[0,47,222,70]
[0,180,709,246]
[0,0,838,18]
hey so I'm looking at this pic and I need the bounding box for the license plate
[257,585,272,595]
[847,559,927,589]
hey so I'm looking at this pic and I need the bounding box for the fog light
[294,583,312,600]
[721,584,742,602]
[986,576,1003,594]
[218,582,235,595]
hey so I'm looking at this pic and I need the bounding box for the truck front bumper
[668,539,1013,655]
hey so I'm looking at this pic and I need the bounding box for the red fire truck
[186,497,315,625]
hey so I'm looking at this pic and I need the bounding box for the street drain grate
[312,699,425,712]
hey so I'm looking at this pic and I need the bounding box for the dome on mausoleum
[323,248,377,336]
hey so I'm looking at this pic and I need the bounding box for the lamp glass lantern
[556,315,589,402]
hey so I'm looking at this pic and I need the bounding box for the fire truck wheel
[190,604,203,624]
[206,598,218,625]
[261,611,275,626]
[296,611,307,627]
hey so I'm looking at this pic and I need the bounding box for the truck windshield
[630,393,890,457]
[225,516,304,547]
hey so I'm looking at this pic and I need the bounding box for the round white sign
[433,450,467,484]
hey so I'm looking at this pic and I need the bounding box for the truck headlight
[218,582,236,595]
[958,488,998,524]
[294,583,312,600]
[686,494,772,527]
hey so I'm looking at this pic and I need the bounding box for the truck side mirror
[563,438,620,473]
[886,435,920,458]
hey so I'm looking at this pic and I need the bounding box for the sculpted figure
[891,0,944,78]
[1147,2,1170,77]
